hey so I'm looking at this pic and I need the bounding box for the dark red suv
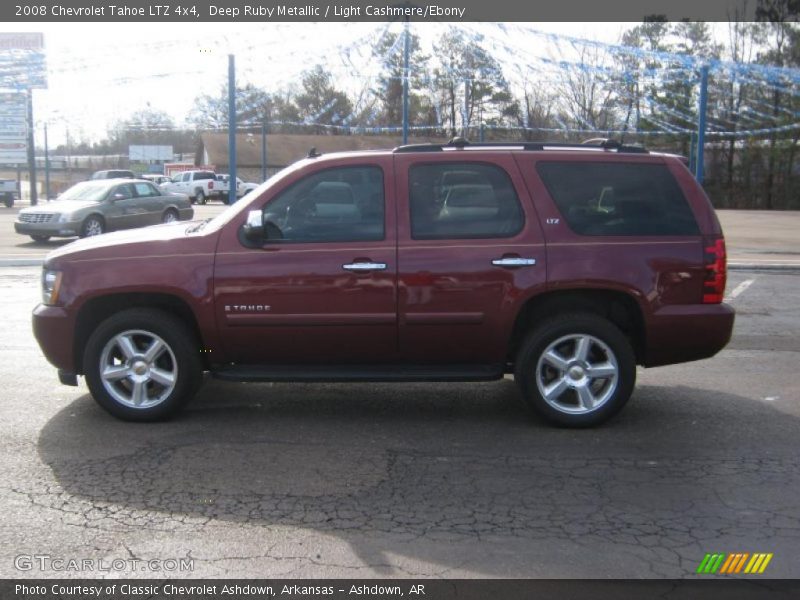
[32,139,734,427]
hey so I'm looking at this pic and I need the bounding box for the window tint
[262,166,384,243]
[112,184,134,200]
[536,162,699,236]
[194,171,215,180]
[133,182,159,197]
[409,163,524,240]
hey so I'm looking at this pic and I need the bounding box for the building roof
[199,132,447,168]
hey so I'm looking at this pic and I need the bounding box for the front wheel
[195,189,206,205]
[30,234,50,243]
[3,194,14,208]
[80,215,105,238]
[514,313,636,427]
[83,308,202,421]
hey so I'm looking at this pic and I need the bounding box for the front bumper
[32,303,76,373]
[15,220,79,238]
[645,302,735,367]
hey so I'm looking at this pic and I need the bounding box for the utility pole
[402,18,410,145]
[696,65,709,184]
[44,122,50,201]
[227,54,237,205]
[26,90,37,206]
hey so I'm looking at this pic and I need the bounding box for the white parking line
[726,278,755,301]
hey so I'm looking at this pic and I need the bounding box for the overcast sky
[2,21,728,148]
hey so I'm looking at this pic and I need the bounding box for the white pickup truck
[0,179,18,208]
[159,170,218,204]
[215,174,260,200]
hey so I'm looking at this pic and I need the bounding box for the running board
[211,364,504,383]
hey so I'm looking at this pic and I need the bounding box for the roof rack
[393,137,649,154]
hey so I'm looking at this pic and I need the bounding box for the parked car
[90,169,135,180]
[32,139,733,426]
[159,170,218,204]
[0,178,18,207]
[216,174,260,200]
[15,178,193,242]
[142,174,171,186]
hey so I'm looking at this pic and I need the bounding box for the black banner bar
[2,580,800,600]
[4,0,761,23]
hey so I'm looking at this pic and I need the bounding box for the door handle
[342,262,387,272]
[492,257,536,267]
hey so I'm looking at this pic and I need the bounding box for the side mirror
[243,210,265,241]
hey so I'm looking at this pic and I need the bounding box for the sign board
[0,92,27,165]
[0,32,47,89]
[129,145,173,161]
[164,163,215,177]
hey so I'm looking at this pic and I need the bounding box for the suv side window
[262,166,384,243]
[536,162,700,236]
[409,163,524,240]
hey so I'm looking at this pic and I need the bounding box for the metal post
[696,65,709,184]
[44,122,50,201]
[26,90,37,206]
[227,54,237,205]
[402,18,410,145]
[463,77,469,138]
[261,119,267,182]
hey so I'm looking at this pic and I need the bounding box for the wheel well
[508,290,646,365]
[73,293,205,374]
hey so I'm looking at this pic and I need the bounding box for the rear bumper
[32,303,76,373]
[645,302,735,367]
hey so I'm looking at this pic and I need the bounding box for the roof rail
[393,137,648,154]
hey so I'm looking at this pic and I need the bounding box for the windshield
[56,181,110,203]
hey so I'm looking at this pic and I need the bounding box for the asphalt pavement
[0,267,798,578]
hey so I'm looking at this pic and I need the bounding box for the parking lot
[0,211,798,578]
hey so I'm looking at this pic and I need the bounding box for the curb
[0,258,44,267]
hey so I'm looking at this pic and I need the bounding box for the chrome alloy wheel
[84,218,104,236]
[99,330,178,409]
[535,333,619,414]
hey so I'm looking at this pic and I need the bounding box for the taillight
[208,181,214,189]
[703,236,727,304]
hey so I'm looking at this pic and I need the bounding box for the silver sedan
[14,178,194,243]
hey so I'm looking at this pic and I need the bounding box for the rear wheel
[83,308,202,421]
[161,208,178,223]
[195,189,206,205]
[80,215,105,238]
[2,194,13,208]
[514,313,636,427]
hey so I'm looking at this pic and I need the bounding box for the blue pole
[402,19,410,145]
[228,54,237,205]
[696,65,709,184]
[261,119,267,182]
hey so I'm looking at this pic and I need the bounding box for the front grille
[19,213,54,224]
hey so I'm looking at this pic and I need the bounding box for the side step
[211,364,504,383]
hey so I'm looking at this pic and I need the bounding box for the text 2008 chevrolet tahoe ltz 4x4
[32,139,734,427]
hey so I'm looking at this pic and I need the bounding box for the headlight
[41,269,62,305]
[57,213,73,223]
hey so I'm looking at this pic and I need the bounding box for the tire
[83,308,202,422]
[3,194,13,208]
[514,313,636,428]
[195,189,206,205]
[80,215,105,238]
[161,208,178,223]
[30,234,50,243]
